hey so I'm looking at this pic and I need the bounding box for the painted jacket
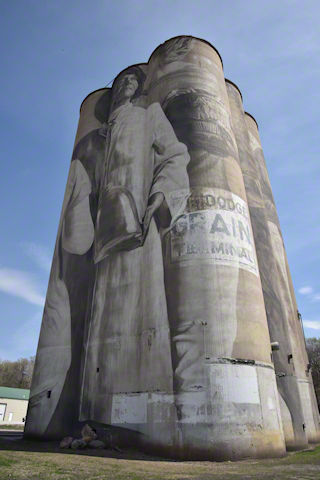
[62,101,190,255]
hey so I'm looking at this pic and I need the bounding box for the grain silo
[25,36,317,460]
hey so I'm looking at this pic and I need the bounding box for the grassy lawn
[0,424,24,430]
[0,438,320,480]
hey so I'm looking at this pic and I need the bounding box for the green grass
[283,445,320,464]
[0,439,320,479]
[0,424,24,430]
[0,455,17,467]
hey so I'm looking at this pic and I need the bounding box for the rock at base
[71,438,87,449]
[81,424,97,443]
[59,436,73,448]
[88,439,106,449]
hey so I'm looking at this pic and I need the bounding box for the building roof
[0,386,30,401]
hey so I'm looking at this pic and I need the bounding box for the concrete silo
[24,87,112,439]
[25,35,316,460]
[146,36,285,459]
[225,80,308,450]
[244,112,320,444]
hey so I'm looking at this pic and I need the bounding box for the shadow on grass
[1,432,320,467]
[0,434,178,463]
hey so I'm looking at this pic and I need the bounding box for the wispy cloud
[0,268,45,306]
[22,242,52,273]
[303,321,320,331]
[299,286,313,295]
[297,286,320,303]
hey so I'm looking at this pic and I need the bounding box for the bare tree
[306,337,320,408]
[0,357,35,389]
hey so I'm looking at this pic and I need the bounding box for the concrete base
[298,379,320,443]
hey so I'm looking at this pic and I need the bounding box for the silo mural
[244,112,320,445]
[225,80,308,450]
[25,35,318,461]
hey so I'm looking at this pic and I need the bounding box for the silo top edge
[244,111,259,130]
[225,78,243,102]
[111,62,149,89]
[147,35,224,69]
[79,61,150,113]
[80,37,224,113]
[80,87,109,113]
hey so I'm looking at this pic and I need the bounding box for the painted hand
[143,192,165,233]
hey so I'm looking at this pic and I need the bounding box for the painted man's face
[114,73,139,101]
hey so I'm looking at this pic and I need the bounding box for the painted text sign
[171,188,258,276]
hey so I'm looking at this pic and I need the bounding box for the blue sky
[0,0,319,360]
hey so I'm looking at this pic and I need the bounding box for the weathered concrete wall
[225,80,308,450]
[145,37,285,459]
[25,88,110,439]
[244,112,320,444]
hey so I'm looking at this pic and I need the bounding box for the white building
[0,386,29,425]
